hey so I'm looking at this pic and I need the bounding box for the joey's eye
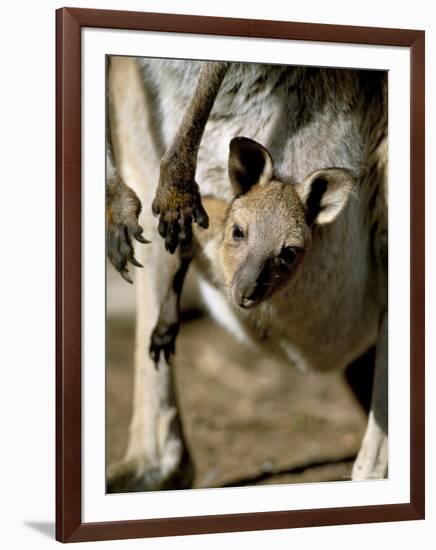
[232,224,245,241]
[279,246,299,265]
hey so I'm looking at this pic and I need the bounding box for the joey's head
[220,137,355,309]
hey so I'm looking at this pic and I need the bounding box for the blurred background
[106,264,370,488]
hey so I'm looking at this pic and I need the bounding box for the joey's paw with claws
[152,175,208,254]
[149,322,180,366]
[107,177,149,283]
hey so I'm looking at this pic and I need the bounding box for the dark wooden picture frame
[56,7,425,543]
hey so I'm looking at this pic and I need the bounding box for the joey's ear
[296,168,355,226]
[228,137,274,196]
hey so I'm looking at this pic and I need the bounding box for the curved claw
[107,222,149,283]
[130,224,150,244]
[120,269,133,284]
[128,253,143,268]
[134,233,150,244]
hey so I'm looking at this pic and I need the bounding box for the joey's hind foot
[149,322,180,365]
[152,160,208,253]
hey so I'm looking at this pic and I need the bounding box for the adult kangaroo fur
[106,58,388,491]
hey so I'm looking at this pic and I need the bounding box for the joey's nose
[233,285,257,309]
[235,292,256,309]
[232,254,268,308]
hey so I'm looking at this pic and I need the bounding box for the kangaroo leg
[107,242,194,492]
[149,252,193,366]
[152,62,229,253]
[149,194,227,369]
[106,58,149,283]
[352,312,388,480]
[106,57,193,492]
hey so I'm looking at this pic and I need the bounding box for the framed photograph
[56,7,425,543]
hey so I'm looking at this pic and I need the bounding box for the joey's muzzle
[232,254,269,309]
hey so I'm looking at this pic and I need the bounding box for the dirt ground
[106,265,368,489]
